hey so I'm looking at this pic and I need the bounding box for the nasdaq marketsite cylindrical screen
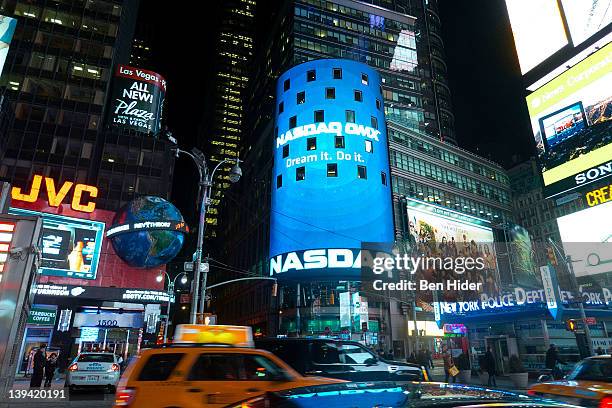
[270,59,394,280]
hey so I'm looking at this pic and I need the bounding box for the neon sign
[11,175,98,213]
[0,222,15,276]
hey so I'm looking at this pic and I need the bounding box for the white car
[65,352,121,393]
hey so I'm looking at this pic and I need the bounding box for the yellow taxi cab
[113,325,345,407]
[528,355,612,407]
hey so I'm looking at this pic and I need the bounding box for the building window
[357,165,367,179]
[354,90,363,102]
[376,99,382,110]
[365,140,373,153]
[277,174,282,188]
[314,110,324,122]
[333,68,342,79]
[296,166,305,181]
[282,144,289,158]
[335,136,345,148]
[345,110,355,123]
[361,73,368,85]
[307,137,317,151]
[327,163,338,177]
[307,69,316,82]
[289,116,297,128]
[379,84,383,94]
[284,78,290,91]
[381,172,387,186]
[371,116,378,129]
[279,101,284,113]
[326,87,335,99]
[297,91,305,104]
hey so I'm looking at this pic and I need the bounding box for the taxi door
[178,351,294,407]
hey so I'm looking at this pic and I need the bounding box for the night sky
[138,0,537,221]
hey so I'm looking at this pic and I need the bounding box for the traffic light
[565,319,577,332]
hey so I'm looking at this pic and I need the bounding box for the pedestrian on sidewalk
[29,345,47,388]
[44,353,58,387]
[484,346,497,387]
[442,347,456,383]
[545,344,564,379]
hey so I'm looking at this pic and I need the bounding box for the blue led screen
[270,59,394,279]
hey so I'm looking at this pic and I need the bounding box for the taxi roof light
[173,324,254,347]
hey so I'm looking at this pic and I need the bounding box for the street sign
[184,262,209,272]
[584,317,597,325]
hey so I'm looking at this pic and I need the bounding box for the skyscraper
[199,0,255,238]
[0,0,174,211]
[212,0,512,354]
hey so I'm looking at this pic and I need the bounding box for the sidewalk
[427,362,535,392]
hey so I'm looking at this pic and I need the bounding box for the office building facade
[199,0,255,239]
[0,0,174,211]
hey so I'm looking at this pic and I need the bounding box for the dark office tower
[0,0,174,210]
[129,37,151,68]
[129,23,152,68]
[199,0,255,238]
[244,0,456,149]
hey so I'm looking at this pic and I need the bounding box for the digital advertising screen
[10,208,105,280]
[557,199,612,279]
[527,42,612,198]
[0,15,16,79]
[560,0,612,47]
[109,64,166,134]
[269,59,394,280]
[505,0,568,74]
[405,198,499,301]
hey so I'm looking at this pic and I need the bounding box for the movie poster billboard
[405,198,499,302]
[494,223,539,288]
[9,208,105,280]
[0,15,16,79]
[527,43,611,198]
[109,64,166,134]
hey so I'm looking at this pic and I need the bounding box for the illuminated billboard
[109,65,166,134]
[10,208,104,280]
[560,0,612,46]
[557,199,612,278]
[527,43,612,197]
[269,59,394,280]
[405,198,499,299]
[505,0,568,74]
[0,15,16,79]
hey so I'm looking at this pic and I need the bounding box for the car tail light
[600,396,612,408]
[114,388,136,407]
[526,390,537,396]
[68,363,78,372]
[230,395,268,408]
[110,363,120,372]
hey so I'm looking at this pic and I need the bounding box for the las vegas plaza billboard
[527,42,612,198]
[269,59,394,280]
[110,65,166,134]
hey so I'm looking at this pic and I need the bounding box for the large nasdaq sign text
[269,59,394,280]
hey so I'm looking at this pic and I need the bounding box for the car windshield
[339,343,376,364]
[565,358,612,382]
[77,354,114,363]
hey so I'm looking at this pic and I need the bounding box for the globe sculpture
[109,196,186,268]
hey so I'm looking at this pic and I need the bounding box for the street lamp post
[171,147,241,324]
[157,271,188,343]
[547,237,593,357]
